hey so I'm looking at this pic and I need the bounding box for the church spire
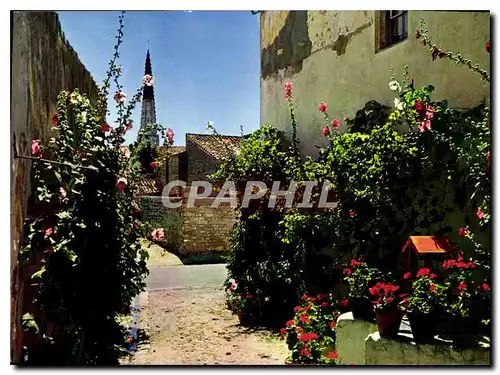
[139,49,159,145]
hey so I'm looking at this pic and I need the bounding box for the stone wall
[260,11,491,157]
[10,11,99,362]
[140,194,237,255]
[186,138,219,185]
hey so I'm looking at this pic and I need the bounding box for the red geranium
[285,319,295,327]
[403,272,411,280]
[458,227,469,238]
[343,268,352,276]
[416,268,431,278]
[298,332,319,342]
[322,125,331,137]
[318,102,328,113]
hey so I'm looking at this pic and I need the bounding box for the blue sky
[57,11,260,146]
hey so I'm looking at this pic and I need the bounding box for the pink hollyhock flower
[318,102,328,113]
[415,100,426,113]
[322,125,331,136]
[403,272,411,280]
[116,177,128,192]
[331,119,340,128]
[416,268,431,278]
[429,284,437,292]
[45,228,54,237]
[151,228,165,241]
[343,268,352,276]
[31,139,41,156]
[150,161,157,169]
[121,146,131,159]
[425,105,435,119]
[59,187,67,199]
[482,283,490,292]
[125,120,133,131]
[142,74,154,86]
[418,119,432,132]
[113,91,127,103]
[165,128,175,144]
[100,123,112,133]
[52,113,59,126]
[284,82,293,92]
[476,207,485,220]
[458,227,469,238]
[125,337,133,343]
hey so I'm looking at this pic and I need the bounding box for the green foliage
[20,13,151,365]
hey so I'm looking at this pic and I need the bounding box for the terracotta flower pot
[237,312,251,325]
[375,310,403,337]
[407,313,436,342]
[351,298,375,321]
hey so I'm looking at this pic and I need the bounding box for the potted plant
[369,282,405,337]
[402,268,445,341]
[343,259,384,321]
[441,253,490,345]
[281,294,340,365]
[230,292,254,325]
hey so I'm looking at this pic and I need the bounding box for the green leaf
[31,265,46,280]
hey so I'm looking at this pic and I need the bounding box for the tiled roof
[186,133,243,161]
[163,146,186,156]
[137,178,161,195]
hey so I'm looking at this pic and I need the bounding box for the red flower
[294,306,300,313]
[465,262,476,269]
[485,40,491,53]
[429,284,437,293]
[45,228,54,237]
[322,125,331,137]
[415,29,421,39]
[458,227,469,238]
[329,321,336,328]
[350,259,362,268]
[298,332,319,342]
[476,208,485,220]
[416,268,431,278]
[321,302,328,308]
[295,326,303,333]
[429,273,437,279]
[247,293,252,299]
[280,328,287,334]
[455,281,467,294]
[419,119,432,133]
[301,294,309,301]
[415,100,426,113]
[331,119,340,128]
[343,268,352,276]
[401,298,408,305]
[486,151,491,162]
[100,123,112,133]
[349,209,356,217]
[151,228,165,241]
[150,161,157,169]
[341,299,349,309]
[299,314,311,324]
[52,112,59,126]
[116,177,128,192]
[482,283,490,292]
[403,272,411,280]
[299,347,310,358]
[420,41,425,46]
[327,351,339,359]
[285,319,295,327]
[318,102,328,113]
[125,337,133,343]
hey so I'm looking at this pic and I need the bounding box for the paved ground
[145,263,227,291]
[122,264,288,365]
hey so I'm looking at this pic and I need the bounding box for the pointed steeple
[143,49,155,101]
[139,49,159,145]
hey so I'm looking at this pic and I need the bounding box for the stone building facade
[259,11,491,157]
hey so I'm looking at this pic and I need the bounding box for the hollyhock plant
[165,128,175,144]
[116,177,128,192]
[142,74,154,86]
[31,139,41,156]
[284,82,293,99]
[322,125,331,137]
[113,91,127,103]
[151,228,165,241]
[318,102,328,113]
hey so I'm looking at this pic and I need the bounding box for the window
[376,10,408,52]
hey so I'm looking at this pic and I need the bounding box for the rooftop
[186,133,243,161]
